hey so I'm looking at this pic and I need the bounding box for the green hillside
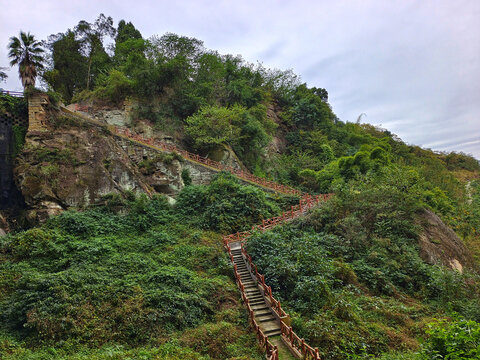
[1,14,480,360]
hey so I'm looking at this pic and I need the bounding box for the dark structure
[0,110,27,209]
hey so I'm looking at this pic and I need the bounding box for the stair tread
[249,301,266,306]
[263,326,282,333]
[258,317,276,323]
[254,310,272,316]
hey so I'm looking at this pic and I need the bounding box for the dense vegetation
[3,12,480,360]
[0,94,28,158]
[0,176,283,359]
[247,168,480,359]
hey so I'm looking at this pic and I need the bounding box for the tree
[115,20,142,44]
[114,20,145,67]
[43,30,87,102]
[0,67,7,82]
[185,105,243,151]
[8,31,44,89]
[75,14,115,90]
[150,33,204,60]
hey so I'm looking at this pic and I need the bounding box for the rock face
[14,114,225,223]
[113,135,219,194]
[15,127,153,223]
[0,213,7,236]
[94,109,131,127]
[417,209,477,273]
[13,99,253,222]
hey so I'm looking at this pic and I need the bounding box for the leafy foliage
[8,31,44,88]
[185,104,275,166]
[176,172,281,233]
[247,168,480,359]
[420,317,480,359]
[0,67,7,82]
[0,193,263,359]
[6,14,480,360]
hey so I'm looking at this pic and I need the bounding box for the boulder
[417,209,478,273]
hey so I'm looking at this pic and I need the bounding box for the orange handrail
[67,111,325,359]
[113,126,303,196]
[224,194,330,360]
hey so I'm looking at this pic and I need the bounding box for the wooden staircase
[231,246,282,338]
[60,105,326,359]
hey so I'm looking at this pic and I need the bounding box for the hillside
[1,14,480,360]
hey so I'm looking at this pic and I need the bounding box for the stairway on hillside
[230,245,281,338]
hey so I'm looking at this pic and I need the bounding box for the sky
[1,0,479,159]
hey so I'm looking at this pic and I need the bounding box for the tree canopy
[8,31,44,89]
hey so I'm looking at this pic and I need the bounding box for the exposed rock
[14,101,256,222]
[0,213,7,236]
[14,112,227,223]
[15,126,153,223]
[417,209,477,273]
[266,103,287,154]
[94,109,131,127]
[207,144,247,172]
[113,136,219,192]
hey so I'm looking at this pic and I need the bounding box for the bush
[176,172,280,233]
[0,194,245,350]
[93,69,133,104]
[420,317,480,359]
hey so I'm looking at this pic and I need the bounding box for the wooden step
[264,328,282,337]
[254,309,272,317]
[249,300,266,306]
[257,316,276,323]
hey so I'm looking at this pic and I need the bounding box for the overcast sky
[1,0,479,159]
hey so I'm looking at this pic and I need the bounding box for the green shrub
[93,69,133,104]
[0,194,247,350]
[176,172,280,233]
[181,168,192,186]
[420,317,480,359]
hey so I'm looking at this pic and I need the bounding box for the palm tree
[8,31,44,89]
[0,67,7,82]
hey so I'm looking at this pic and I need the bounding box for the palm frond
[8,31,45,88]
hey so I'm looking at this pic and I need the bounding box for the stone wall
[28,93,49,132]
